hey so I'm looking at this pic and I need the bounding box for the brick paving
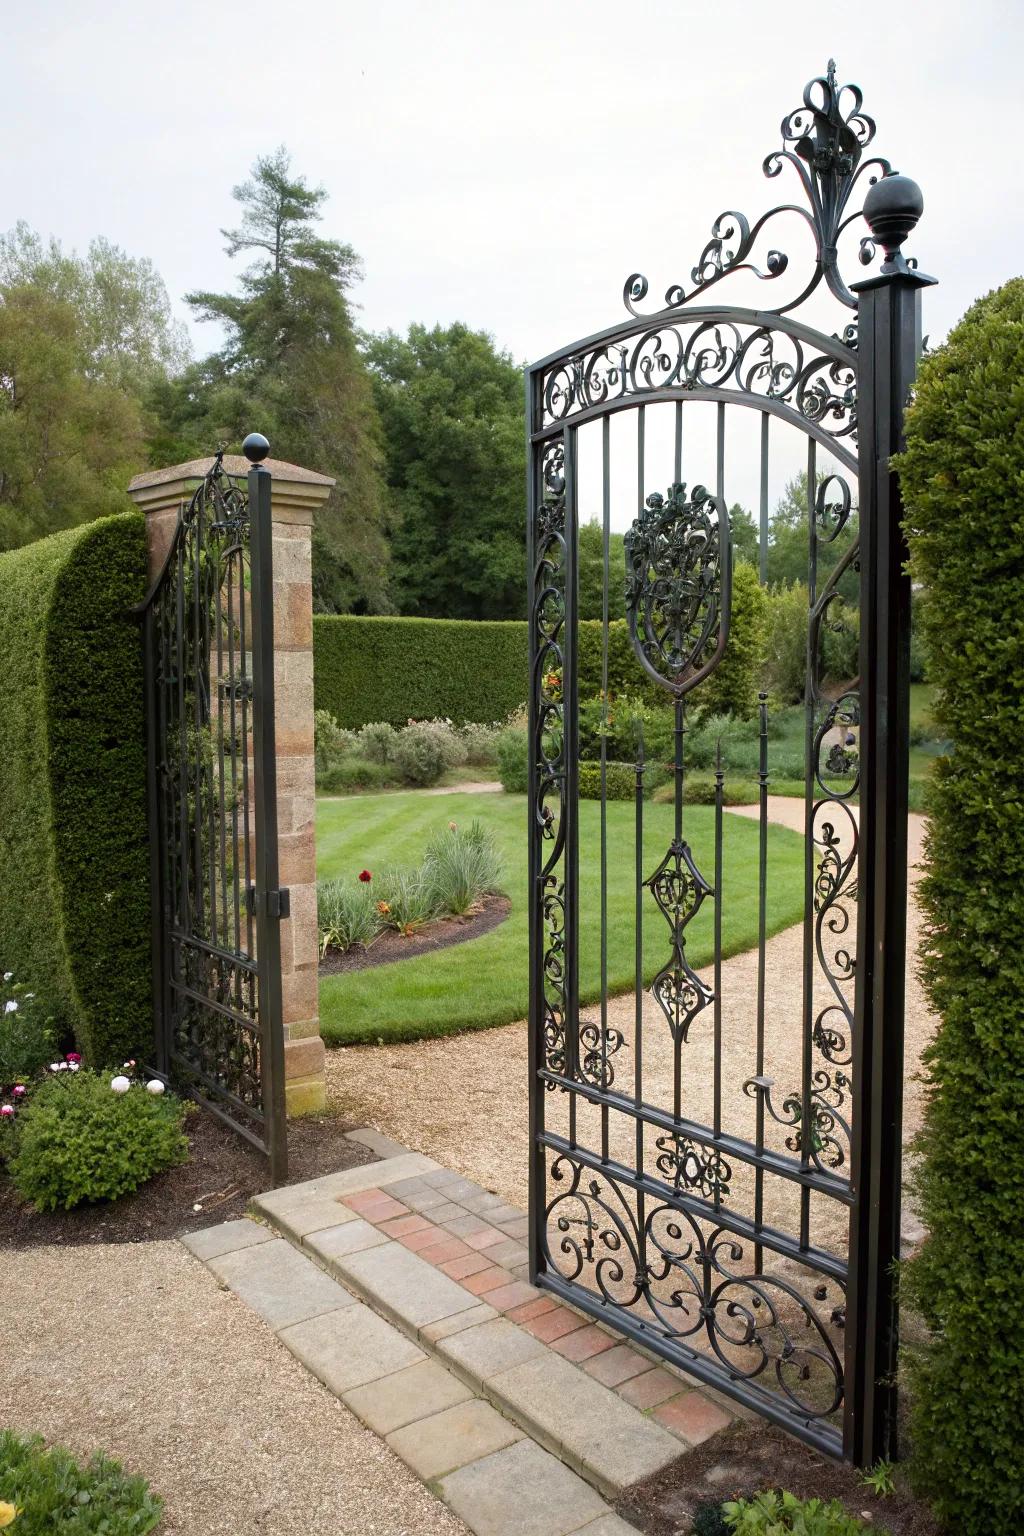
[330,1158,736,1446]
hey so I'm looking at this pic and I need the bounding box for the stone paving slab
[305,1217,390,1264]
[280,1302,425,1392]
[439,1439,608,1536]
[345,1125,411,1159]
[488,1350,681,1498]
[180,1218,274,1262]
[207,1238,356,1331]
[334,1240,484,1331]
[184,1211,644,1535]
[387,1398,523,1480]
[251,1184,360,1239]
[422,1303,499,1342]
[343,1358,473,1435]
[439,1318,549,1383]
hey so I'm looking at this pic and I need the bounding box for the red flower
[358,869,372,883]
[66,1052,82,1064]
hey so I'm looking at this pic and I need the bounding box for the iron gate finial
[242,431,270,463]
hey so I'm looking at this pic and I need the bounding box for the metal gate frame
[525,62,932,1465]
[138,435,288,1183]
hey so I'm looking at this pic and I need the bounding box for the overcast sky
[5,0,1022,520]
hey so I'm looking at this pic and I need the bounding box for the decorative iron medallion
[624,483,731,695]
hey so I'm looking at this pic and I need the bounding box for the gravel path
[326,798,934,1255]
[0,1239,468,1536]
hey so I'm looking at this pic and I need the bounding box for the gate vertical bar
[526,368,544,1280]
[248,455,289,1186]
[846,181,934,1465]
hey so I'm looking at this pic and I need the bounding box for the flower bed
[318,819,505,955]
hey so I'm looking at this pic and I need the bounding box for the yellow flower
[0,1501,20,1528]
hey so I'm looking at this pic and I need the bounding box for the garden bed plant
[317,819,506,960]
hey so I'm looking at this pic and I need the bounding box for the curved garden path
[325,798,934,1255]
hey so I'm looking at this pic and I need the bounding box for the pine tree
[158,148,390,612]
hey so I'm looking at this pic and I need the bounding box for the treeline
[0,146,857,620]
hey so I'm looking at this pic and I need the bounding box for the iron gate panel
[526,62,930,1463]
[139,440,287,1181]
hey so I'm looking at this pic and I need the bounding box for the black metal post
[247,436,289,1187]
[845,177,935,1465]
[525,368,544,1282]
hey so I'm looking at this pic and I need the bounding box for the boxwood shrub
[897,278,1024,1535]
[8,1070,188,1211]
[0,513,149,1066]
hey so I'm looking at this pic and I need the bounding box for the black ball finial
[242,432,270,464]
[863,173,924,270]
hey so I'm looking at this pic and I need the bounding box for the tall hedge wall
[0,513,150,1066]
[314,581,766,730]
[898,279,1024,1534]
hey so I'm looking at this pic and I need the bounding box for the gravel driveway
[0,1239,467,1536]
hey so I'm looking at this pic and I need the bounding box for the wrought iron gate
[526,63,931,1464]
[139,435,288,1182]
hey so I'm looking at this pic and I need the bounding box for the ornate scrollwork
[544,1154,844,1421]
[540,320,858,446]
[655,1132,732,1201]
[532,441,569,1081]
[624,483,731,695]
[624,59,892,318]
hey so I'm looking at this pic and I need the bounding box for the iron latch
[246,885,291,919]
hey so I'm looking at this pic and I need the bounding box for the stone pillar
[128,454,333,1116]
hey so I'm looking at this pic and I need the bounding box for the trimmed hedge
[897,279,1024,1534]
[0,513,150,1066]
[314,615,529,728]
[315,580,766,730]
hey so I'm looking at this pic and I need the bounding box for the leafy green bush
[0,1430,162,1535]
[422,820,504,915]
[314,708,357,775]
[358,721,398,763]
[0,513,150,1067]
[8,1070,188,1211]
[0,975,55,1085]
[578,761,637,800]
[391,719,465,785]
[897,278,1024,1535]
[317,758,394,795]
[314,615,529,728]
[496,728,529,794]
[723,1490,880,1534]
[459,719,506,766]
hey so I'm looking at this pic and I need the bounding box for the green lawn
[317,790,806,1045]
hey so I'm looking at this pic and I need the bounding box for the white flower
[2,971,12,982]
[110,1075,131,1094]
[56,1062,68,1071]
[68,1062,80,1072]
[49,1062,62,1073]
[146,1079,165,1095]
[4,1000,17,1015]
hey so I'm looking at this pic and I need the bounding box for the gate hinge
[246,885,291,920]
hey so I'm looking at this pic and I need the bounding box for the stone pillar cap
[127,455,335,525]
